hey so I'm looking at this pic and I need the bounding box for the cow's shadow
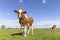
[11,32,23,36]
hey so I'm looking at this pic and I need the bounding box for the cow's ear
[23,11,27,13]
[14,10,18,13]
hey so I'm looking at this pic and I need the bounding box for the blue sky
[0,0,60,28]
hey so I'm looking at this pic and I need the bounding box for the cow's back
[28,16,33,26]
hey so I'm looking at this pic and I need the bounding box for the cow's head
[14,8,26,18]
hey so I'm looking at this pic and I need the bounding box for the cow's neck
[23,14,28,19]
[20,14,28,20]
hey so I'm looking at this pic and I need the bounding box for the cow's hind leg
[24,26,27,37]
[31,26,33,35]
[20,26,24,35]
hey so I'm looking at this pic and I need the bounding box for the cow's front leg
[20,25,24,34]
[27,27,30,35]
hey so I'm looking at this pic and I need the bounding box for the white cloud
[42,0,47,4]
[0,20,20,28]
[38,21,60,28]
[19,0,23,3]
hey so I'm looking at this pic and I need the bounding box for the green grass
[0,28,60,40]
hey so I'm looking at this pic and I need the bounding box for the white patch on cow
[18,9,23,13]
[24,14,28,19]
[18,9,23,18]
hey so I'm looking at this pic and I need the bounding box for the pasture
[0,28,60,40]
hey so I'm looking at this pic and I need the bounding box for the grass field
[0,28,60,40]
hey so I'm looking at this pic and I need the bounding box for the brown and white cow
[14,8,33,37]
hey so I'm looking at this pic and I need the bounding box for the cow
[14,8,34,37]
[51,25,56,31]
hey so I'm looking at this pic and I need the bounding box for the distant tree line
[0,25,5,29]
